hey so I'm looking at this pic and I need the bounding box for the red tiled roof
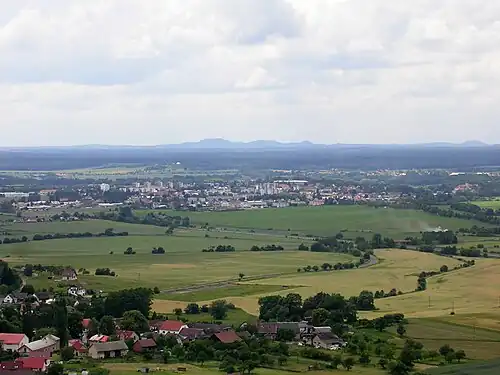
[15,358,45,370]
[213,330,242,344]
[135,339,156,348]
[0,334,26,345]
[69,340,87,353]
[159,320,185,331]
[116,330,136,340]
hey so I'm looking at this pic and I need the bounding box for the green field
[0,223,354,292]
[471,200,500,209]
[139,206,490,238]
[426,358,500,374]
[390,317,500,360]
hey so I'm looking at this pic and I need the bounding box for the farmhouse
[88,334,110,344]
[15,357,49,372]
[68,339,87,357]
[88,341,128,359]
[132,339,157,353]
[61,268,77,281]
[0,334,29,352]
[158,320,188,335]
[19,335,60,357]
[211,330,242,344]
[116,330,139,343]
[311,332,344,350]
[178,328,207,342]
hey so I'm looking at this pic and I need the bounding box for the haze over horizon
[2,1,500,147]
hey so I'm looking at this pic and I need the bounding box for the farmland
[138,205,491,237]
[471,200,500,209]
[0,220,356,292]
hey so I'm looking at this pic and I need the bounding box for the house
[0,361,36,375]
[311,332,344,350]
[88,341,128,359]
[68,340,87,357]
[15,357,49,372]
[132,339,157,354]
[178,328,206,342]
[0,334,29,352]
[34,292,52,304]
[61,268,77,281]
[88,334,109,343]
[2,293,29,305]
[67,287,86,297]
[116,330,139,343]
[257,322,300,340]
[158,321,188,335]
[211,330,242,344]
[19,335,60,357]
[188,323,230,334]
[148,320,164,333]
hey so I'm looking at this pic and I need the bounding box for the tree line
[0,228,128,245]
[250,244,284,252]
[202,245,236,252]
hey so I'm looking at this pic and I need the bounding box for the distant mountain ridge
[1,138,492,151]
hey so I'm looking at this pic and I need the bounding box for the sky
[1,0,500,146]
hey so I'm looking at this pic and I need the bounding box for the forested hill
[1,145,500,171]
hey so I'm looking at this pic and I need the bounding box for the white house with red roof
[159,320,188,335]
[0,333,29,352]
[69,339,87,357]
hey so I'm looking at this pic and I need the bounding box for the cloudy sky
[1,0,500,146]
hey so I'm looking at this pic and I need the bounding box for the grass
[162,307,256,326]
[390,317,500,360]
[138,206,491,237]
[159,283,294,302]
[471,200,500,209]
[0,226,352,292]
[426,358,500,374]
[0,219,167,237]
[103,361,385,375]
[221,249,500,323]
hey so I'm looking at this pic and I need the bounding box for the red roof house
[15,358,48,372]
[68,340,87,357]
[132,339,157,353]
[212,330,242,344]
[159,321,188,335]
[116,330,139,343]
[0,334,29,352]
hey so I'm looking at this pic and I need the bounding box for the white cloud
[1,0,500,145]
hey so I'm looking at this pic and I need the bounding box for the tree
[278,356,288,366]
[23,265,33,277]
[388,361,410,375]
[455,349,466,362]
[54,298,69,347]
[210,300,228,320]
[239,273,245,281]
[359,352,371,365]
[163,351,171,364]
[174,308,183,317]
[331,355,342,369]
[104,288,153,317]
[276,328,295,342]
[371,233,383,249]
[184,303,200,315]
[374,318,388,332]
[342,357,355,371]
[397,324,407,337]
[60,346,74,362]
[120,310,149,333]
[67,310,84,339]
[196,351,209,366]
[172,344,185,360]
[445,352,456,364]
[356,290,375,311]
[311,308,330,326]
[99,315,116,336]
[440,265,449,273]
[378,358,388,369]
[439,344,453,357]
[47,363,64,375]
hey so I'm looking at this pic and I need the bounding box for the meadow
[139,206,490,238]
[0,222,356,292]
[471,200,500,209]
